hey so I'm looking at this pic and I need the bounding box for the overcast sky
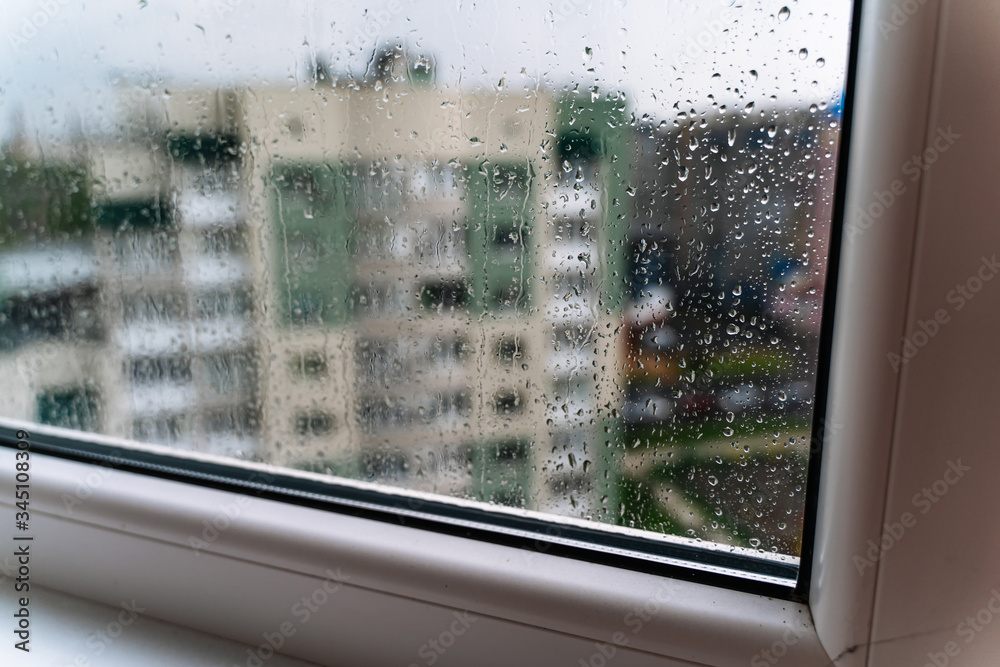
[0,0,852,143]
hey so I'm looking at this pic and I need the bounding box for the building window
[290,350,328,379]
[36,385,101,432]
[295,410,335,437]
[495,335,525,365]
[493,389,524,416]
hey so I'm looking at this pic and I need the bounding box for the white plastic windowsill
[1,453,825,666]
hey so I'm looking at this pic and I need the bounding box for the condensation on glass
[0,1,852,558]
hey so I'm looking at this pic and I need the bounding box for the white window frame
[3,1,981,665]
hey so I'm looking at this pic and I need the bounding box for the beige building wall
[237,77,621,511]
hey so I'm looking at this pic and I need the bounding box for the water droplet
[766,125,777,138]
[732,284,742,296]
[677,166,689,182]
[778,6,790,21]
[744,101,755,113]
[816,57,826,68]
[749,69,758,81]
[726,324,740,335]
[798,48,809,60]
[708,476,719,487]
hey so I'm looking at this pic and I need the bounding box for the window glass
[0,0,852,565]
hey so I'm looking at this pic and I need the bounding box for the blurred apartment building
[0,49,633,520]
[0,48,837,529]
[238,51,633,518]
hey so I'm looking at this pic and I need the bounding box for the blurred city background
[0,1,850,557]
